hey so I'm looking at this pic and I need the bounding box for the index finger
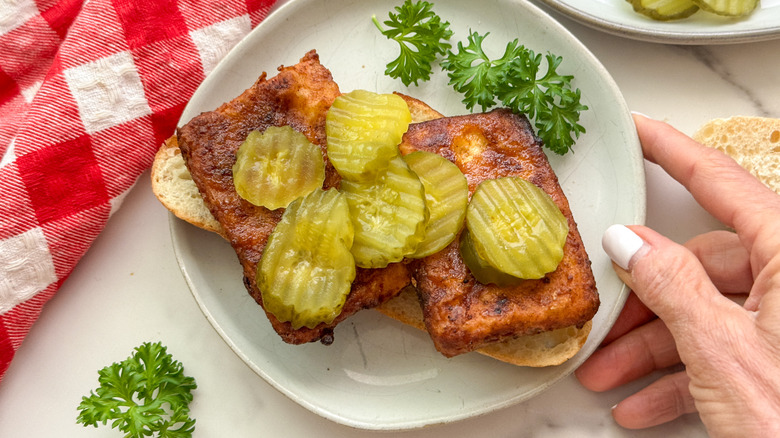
[633,113,780,247]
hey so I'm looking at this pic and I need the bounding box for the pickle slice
[341,155,428,268]
[258,188,355,330]
[627,0,699,20]
[466,177,568,280]
[233,126,325,210]
[459,230,523,286]
[326,89,412,182]
[403,151,469,258]
[693,0,758,16]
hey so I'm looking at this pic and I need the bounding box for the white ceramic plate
[170,0,645,430]
[539,0,780,44]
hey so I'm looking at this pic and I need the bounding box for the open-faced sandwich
[151,50,599,367]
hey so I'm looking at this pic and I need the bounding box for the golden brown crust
[398,109,599,357]
[177,50,410,344]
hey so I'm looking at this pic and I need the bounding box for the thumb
[602,224,737,337]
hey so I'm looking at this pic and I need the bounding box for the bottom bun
[376,285,592,367]
[151,135,225,237]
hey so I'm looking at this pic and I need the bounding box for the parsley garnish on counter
[373,0,587,155]
[77,342,197,438]
[371,0,453,86]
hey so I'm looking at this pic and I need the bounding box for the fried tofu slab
[177,50,410,345]
[398,109,600,357]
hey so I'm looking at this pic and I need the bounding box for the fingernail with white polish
[602,224,645,271]
[630,111,653,119]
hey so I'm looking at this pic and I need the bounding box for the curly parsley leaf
[441,31,523,112]
[443,31,587,155]
[372,0,453,86]
[497,51,588,155]
[77,342,197,438]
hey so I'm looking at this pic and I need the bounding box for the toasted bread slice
[152,135,225,237]
[151,56,593,365]
[693,116,780,194]
[377,285,591,366]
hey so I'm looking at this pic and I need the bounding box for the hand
[575,113,780,436]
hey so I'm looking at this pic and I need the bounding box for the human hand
[575,113,780,436]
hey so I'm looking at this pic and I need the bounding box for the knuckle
[635,246,698,305]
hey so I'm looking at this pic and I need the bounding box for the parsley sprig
[373,1,587,155]
[440,32,520,112]
[371,0,453,86]
[443,31,588,155]
[77,342,197,438]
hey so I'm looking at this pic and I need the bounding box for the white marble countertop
[1,2,779,437]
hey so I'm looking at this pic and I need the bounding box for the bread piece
[377,286,591,366]
[693,116,780,194]
[151,136,224,237]
[151,72,593,366]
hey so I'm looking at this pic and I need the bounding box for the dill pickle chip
[466,177,568,280]
[693,0,758,16]
[627,0,699,20]
[341,155,428,268]
[233,126,325,210]
[258,188,355,330]
[326,89,412,182]
[459,230,523,286]
[403,151,468,258]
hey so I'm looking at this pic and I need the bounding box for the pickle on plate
[233,126,325,210]
[326,89,412,182]
[627,0,700,20]
[403,151,469,258]
[466,177,569,280]
[693,0,759,16]
[459,230,524,286]
[258,188,355,330]
[341,155,428,268]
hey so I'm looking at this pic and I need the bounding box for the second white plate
[539,0,780,44]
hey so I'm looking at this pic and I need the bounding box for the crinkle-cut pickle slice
[326,89,412,182]
[459,230,524,286]
[466,177,568,280]
[693,0,758,16]
[403,151,468,258]
[627,0,699,20]
[341,155,428,269]
[233,126,325,210]
[258,188,355,330]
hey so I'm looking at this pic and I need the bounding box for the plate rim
[170,0,646,430]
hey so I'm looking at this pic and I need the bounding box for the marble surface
[1,2,779,437]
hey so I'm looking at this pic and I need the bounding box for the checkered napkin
[0,0,278,381]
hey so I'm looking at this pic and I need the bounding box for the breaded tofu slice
[177,50,410,345]
[398,109,599,357]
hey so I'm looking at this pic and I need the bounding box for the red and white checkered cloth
[0,0,278,382]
